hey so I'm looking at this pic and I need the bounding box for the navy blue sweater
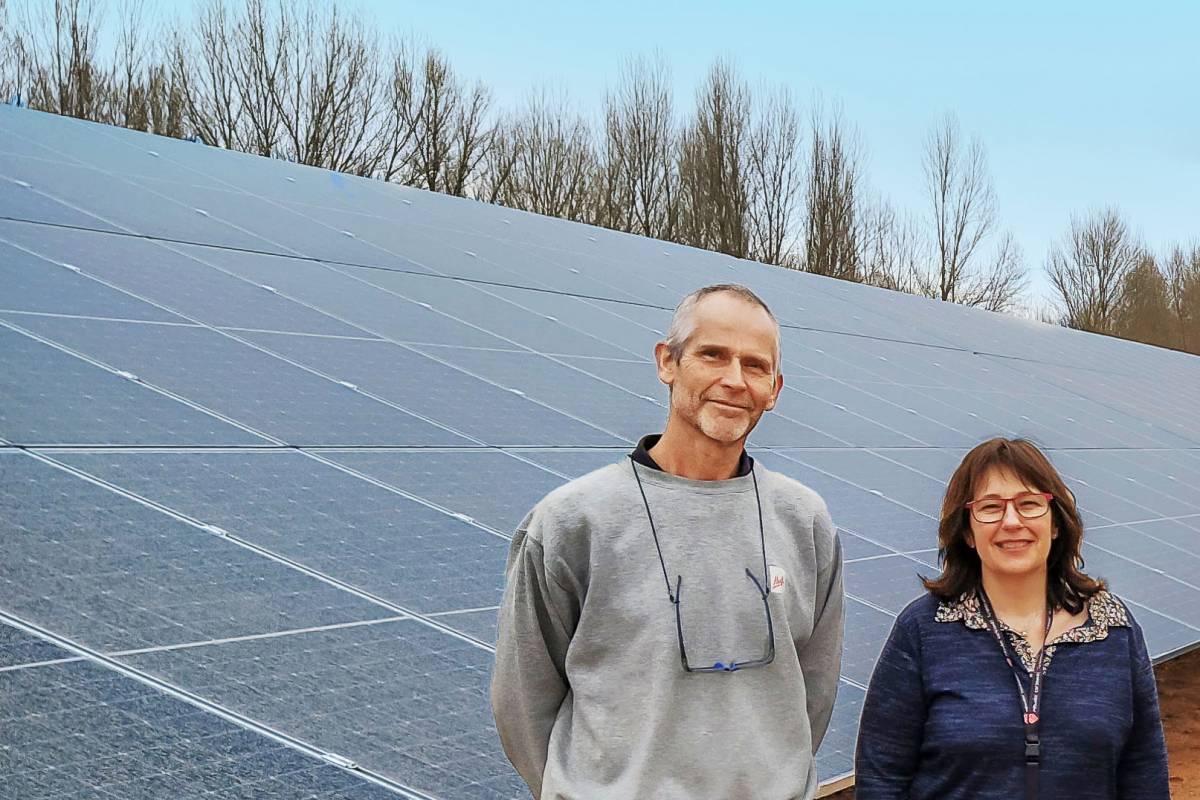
[855,591,1170,799]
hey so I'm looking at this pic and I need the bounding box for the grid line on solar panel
[0,176,124,233]
[317,449,573,536]
[0,614,431,800]
[294,262,708,427]
[758,450,945,556]
[4,119,1195,422]
[552,354,851,448]
[984,355,1200,440]
[3,451,399,652]
[4,313,475,448]
[236,331,627,448]
[0,321,270,447]
[0,156,295,254]
[0,314,290,444]
[11,225,638,448]
[0,616,418,677]
[1051,450,1200,519]
[16,206,1180,453]
[144,242,644,444]
[331,265,641,359]
[9,113,660,312]
[23,209,1099,453]
[0,250,496,447]
[414,344,663,443]
[0,238,183,323]
[301,449,523,542]
[50,449,510,645]
[113,617,529,799]
[0,220,372,337]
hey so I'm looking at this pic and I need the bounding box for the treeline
[2,0,1197,355]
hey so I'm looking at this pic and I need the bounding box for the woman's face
[966,467,1056,582]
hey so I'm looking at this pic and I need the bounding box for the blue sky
[158,1,1200,306]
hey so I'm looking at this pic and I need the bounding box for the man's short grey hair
[663,284,782,372]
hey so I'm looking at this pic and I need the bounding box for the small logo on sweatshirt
[768,565,786,593]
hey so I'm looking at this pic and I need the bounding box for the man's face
[655,292,783,445]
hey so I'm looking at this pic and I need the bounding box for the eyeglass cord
[628,457,770,605]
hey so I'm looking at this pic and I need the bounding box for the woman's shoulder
[894,592,945,630]
[1084,588,1133,628]
[1051,588,1136,650]
[893,590,993,644]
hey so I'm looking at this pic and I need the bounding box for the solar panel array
[2,105,1199,799]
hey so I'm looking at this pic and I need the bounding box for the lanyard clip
[1024,738,1040,764]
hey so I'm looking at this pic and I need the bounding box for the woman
[855,438,1170,799]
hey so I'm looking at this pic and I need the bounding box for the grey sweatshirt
[491,458,845,800]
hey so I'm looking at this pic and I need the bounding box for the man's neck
[981,568,1049,619]
[646,425,745,481]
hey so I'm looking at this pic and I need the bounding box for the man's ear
[654,342,676,388]
[764,371,784,411]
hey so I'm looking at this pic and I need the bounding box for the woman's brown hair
[922,437,1104,614]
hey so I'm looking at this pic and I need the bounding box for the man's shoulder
[520,459,631,536]
[754,464,830,519]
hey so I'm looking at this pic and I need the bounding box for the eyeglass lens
[972,493,1049,523]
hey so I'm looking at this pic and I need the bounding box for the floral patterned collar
[935,588,1130,672]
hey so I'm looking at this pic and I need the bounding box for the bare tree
[1046,207,1142,333]
[860,198,926,293]
[677,59,750,257]
[373,39,422,182]
[598,53,678,238]
[269,3,389,174]
[173,0,257,150]
[106,0,147,127]
[473,115,519,204]
[1165,243,1200,353]
[0,0,24,102]
[16,0,106,119]
[142,61,186,137]
[173,0,402,173]
[746,86,801,266]
[493,89,595,221]
[403,48,494,196]
[1113,254,1175,348]
[920,114,1025,310]
[804,104,863,280]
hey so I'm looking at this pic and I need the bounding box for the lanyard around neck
[627,457,769,603]
[977,589,1053,800]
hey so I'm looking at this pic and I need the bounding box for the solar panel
[0,221,368,335]
[0,452,392,651]
[3,104,1199,798]
[53,451,512,619]
[0,329,267,446]
[120,619,523,799]
[0,619,413,800]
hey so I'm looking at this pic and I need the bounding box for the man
[492,284,844,799]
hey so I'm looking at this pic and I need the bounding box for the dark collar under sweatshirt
[630,433,755,478]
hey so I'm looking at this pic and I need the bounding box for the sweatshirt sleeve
[1117,612,1171,799]
[855,613,926,799]
[490,520,580,799]
[800,508,845,753]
